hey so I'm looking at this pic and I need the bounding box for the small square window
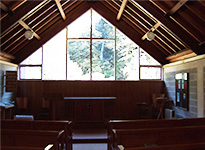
[20,66,41,80]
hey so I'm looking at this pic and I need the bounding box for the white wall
[163,55,205,118]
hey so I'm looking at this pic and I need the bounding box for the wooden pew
[108,118,205,150]
[118,142,205,150]
[111,126,205,150]
[1,129,64,150]
[1,144,54,150]
[1,120,72,150]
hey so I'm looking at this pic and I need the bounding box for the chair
[152,94,166,119]
[38,97,50,120]
[16,97,28,114]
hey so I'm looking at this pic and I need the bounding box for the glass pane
[20,48,42,65]
[140,49,161,66]
[67,10,91,38]
[116,29,139,80]
[67,40,90,80]
[92,40,114,80]
[43,29,66,80]
[140,67,161,79]
[92,10,114,39]
[20,66,41,79]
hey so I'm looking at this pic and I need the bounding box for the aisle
[72,128,108,150]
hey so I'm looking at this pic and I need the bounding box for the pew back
[1,120,72,150]
[1,129,64,150]
[113,126,205,148]
[119,142,205,150]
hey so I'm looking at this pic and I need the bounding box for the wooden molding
[18,20,41,40]
[55,0,66,20]
[116,0,128,21]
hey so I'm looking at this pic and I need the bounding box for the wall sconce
[24,30,33,40]
[146,31,155,41]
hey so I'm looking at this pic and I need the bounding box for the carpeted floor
[73,144,107,150]
[72,128,108,150]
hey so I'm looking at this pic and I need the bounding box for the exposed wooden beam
[18,20,41,40]
[13,2,92,64]
[141,22,161,40]
[166,49,197,62]
[165,0,188,16]
[137,1,202,55]
[0,52,15,62]
[0,1,15,15]
[55,0,66,20]
[1,1,42,35]
[116,0,128,21]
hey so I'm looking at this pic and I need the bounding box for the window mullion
[90,9,92,80]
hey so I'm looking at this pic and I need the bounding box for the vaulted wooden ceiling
[0,0,204,65]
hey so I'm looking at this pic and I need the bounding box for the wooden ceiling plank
[0,1,15,15]
[18,20,41,40]
[116,0,128,21]
[165,0,188,16]
[55,0,66,20]
[137,1,203,55]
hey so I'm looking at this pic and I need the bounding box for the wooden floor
[73,128,108,150]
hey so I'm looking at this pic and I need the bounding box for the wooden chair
[16,97,28,114]
[38,97,50,120]
[152,94,166,119]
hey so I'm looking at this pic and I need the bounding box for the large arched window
[19,9,161,80]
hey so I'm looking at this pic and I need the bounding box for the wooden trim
[55,0,66,20]
[166,49,194,60]
[116,0,128,21]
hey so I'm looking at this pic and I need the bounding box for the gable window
[18,9,161,81]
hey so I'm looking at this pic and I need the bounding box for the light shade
[147,31,155,41]
[25,30,33,40]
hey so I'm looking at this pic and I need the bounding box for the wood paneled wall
[17,80,165,120]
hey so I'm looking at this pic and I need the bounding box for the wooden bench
[111,126,205,150]
[1,129,64,150]
[1,120,72,150]
[118,142,205,150]
[108,118,205,150]
[1,144,53,150]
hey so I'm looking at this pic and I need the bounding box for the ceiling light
[147,31,155,41]
[25,30,33,40]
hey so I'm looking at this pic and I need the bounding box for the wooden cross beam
[116,0,128,21]
[141,22,161,41]
[0,1,15,15]
[55,0,66,20]
[18,20,41,40]
[165,0,188,16]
